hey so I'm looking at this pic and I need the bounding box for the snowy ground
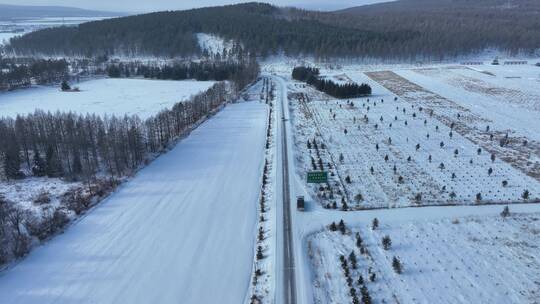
[0,92,268,303]
[307,211,540,304]
[0,78,215,119]
[0,177,80,213]
[196,33,234,57]
[286,64,540,210]
[262,61,540,304]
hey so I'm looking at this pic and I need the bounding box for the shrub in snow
[522,190,530,200]
[256,246,264,260]
[382,235,392,250]
[501,206,510,218]
[27,207,69,241]
[476,192,483,202]
[33,191,51,205]
[414,193,422,203]
[502,180,508,187]
[250,295,261,304]
[258,226,264,242]
[354,193,364,203]
[329,222,337,231]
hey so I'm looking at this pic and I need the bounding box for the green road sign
[307,171,328,184]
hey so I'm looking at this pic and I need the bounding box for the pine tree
[45,145,63,178]
[3,129,23,180]
[61,80,71,91]
[31,150,46,177]
[392,256,403,274]
[356,233,363,248]
[349,251,357,269]
[382,235,392,250]
[338,219,346,234]
[372,218,379,230]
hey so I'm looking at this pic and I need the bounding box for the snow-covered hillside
[0,94,268,303]
[196,33,234,57]
[308,212,540,304]
[0,78,215,119]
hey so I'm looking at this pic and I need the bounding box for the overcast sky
[1,0,393,13]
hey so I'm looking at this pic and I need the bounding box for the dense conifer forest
[7,1,540,60]
[0,57,69,91]
[292,66,371,98]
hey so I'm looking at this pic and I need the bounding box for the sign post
[307,171,328,184]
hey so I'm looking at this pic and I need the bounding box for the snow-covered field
[307,212,540,304]
[0,78,215,119]
[0,91,268,304]
[287,64,540,210]
[0,16,113,45]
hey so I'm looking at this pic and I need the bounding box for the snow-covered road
[0,101,267,304]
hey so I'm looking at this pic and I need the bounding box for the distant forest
[7,1,540,60]
[292,66,371,98]
[0,57,68,91]
[107,60,259,88]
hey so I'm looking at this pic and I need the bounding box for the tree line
[107,60,258,83]
[7,2,540,60]
[0,57,68,91]
[292,66,371,98]
[0,81,239,183]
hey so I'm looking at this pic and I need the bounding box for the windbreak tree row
[0,81,234,182]
[292,66,371,99]
[107,60,257,82]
